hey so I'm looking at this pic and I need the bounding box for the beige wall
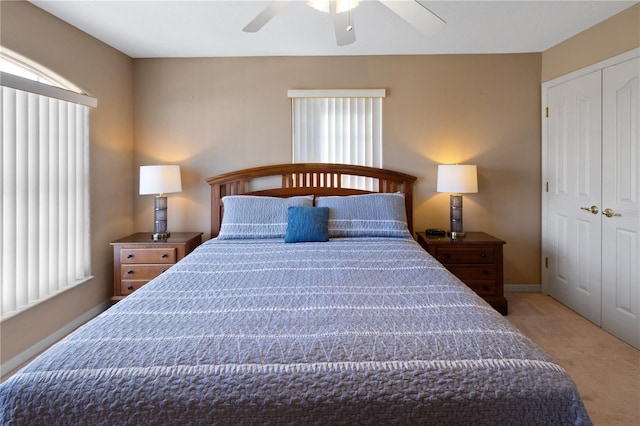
[133,54,543,286]
[0,1,134,371]
[542,3,640,81]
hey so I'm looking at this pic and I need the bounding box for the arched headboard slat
[206,163,417,238]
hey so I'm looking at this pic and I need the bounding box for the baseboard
[505,284,541,292]
[1,300,110,379]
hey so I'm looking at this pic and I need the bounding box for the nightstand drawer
[121,248,177,264]
[111,232,203,303]
[465,281,497,296]
[446,264,496,280]
[121,280,149,295]
[121,264,170,280]
[435,246,495,264]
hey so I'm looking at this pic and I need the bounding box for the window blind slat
[2,88,17,314]
[74,107,84,278]
[59,102,69,290]
[0,90,4,311]
[16,91,29,310]
[39,96,50,299]
[49,99,60,294]
[28,92,40,304]
[66,104,76,283]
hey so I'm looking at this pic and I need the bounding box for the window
[288,89,385,189]
[0,48,82,92]
[1,49,96,319]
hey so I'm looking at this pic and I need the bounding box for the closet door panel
[602,57,640,349]
[546,71,603,325]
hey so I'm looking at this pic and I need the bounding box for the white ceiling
[29,0,638,58]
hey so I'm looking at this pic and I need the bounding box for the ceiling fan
[243,0,446,46]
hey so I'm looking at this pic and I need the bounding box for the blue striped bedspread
[0,237,592,425]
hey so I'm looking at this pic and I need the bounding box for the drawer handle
[127,285,134,291]
[161,253,168,259]
[483,269,489,275]
[161,269,167,273]
[482,285,490,291]
[480,252,486,258]
[127,254,134,259]
[126,270,134,275]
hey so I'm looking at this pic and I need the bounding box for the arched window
[1,48,96,319]
[0,48,84,93]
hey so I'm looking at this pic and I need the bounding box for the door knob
[580,206,599,214]
[602,208,621,218]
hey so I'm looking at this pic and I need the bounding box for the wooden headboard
[206,163,417,238]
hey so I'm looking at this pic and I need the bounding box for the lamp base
[449,194,465,239]
[152,195,169,241]
[448,231,465,240]
[151,232,170,241]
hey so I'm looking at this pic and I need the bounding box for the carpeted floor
[505,292,640,426]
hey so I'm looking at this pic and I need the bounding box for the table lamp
[139,165,182,241]
[436,164,478,239]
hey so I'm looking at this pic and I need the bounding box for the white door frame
[541,48,640,295]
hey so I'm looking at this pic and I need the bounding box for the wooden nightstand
[416,231,508,315]
[110,232,202,302]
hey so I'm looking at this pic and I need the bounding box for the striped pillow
[315,193,411,238]
[218,195,314,239]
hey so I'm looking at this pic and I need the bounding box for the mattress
[0,237,592,425]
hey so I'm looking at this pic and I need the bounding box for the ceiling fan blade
[379,0,446,36]
[330,1,356,46]
[243,0,291,33]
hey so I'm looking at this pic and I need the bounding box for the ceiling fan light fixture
[308,0,360,14]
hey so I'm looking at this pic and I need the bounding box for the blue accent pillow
[284,206,330,243]
[315,193,411,238]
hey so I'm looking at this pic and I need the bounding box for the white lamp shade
[436,165,478,194]
[139,165,182,195]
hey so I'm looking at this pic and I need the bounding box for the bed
[0,163,591,425]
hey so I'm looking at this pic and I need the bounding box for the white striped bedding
[0,237,592,425]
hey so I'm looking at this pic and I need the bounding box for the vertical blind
[289,89,385,190]
[1,81,92,318]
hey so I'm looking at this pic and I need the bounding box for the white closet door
[546,71,603,325]
[602,57,640,348]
